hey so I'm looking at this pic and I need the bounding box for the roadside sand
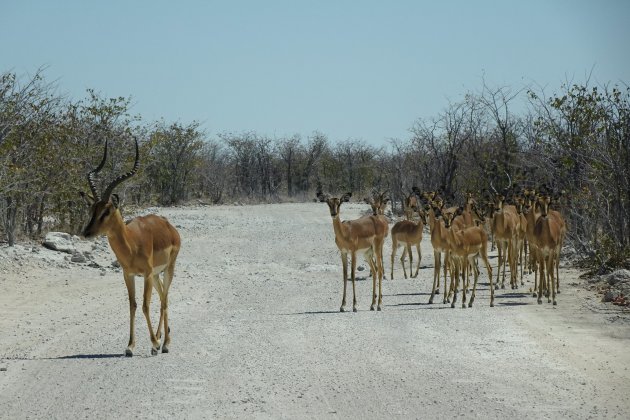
[1,202,629,419]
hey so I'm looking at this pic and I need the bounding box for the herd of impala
[317,180,566,313]
[79,138,566,355]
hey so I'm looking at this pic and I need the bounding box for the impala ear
[111,194,121,208]
[342,192,352,202]
[316,191,327,202]
[79,191,95,207]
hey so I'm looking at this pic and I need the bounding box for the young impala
[317,190,387,312]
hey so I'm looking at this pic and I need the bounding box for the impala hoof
[125,349,133,357]
[553,301,557,306]
[151,348,158,356]
[537,299,542,305]
[377,306,382,311]
[353,307,358,313]
[162,346,169,354]
[370,305,375,311]
[340,307,345,312]
[490,302,494,307]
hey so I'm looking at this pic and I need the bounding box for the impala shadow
[282,310,343,316]
[386,292,432,297]
[1,353,127,361]
[52,353,127,360]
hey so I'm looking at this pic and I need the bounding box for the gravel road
[1,202,629,419]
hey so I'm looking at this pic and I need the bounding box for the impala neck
[427,208,437,232]
[331,214,347,239]
[106,210,134,267]
[445,226,461,247]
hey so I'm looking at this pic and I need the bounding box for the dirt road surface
[1,203,629,419]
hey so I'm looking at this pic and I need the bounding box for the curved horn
[505,170,512,189]
[489,179,498,195]
[102,136,140,201]
[87,139,108,201]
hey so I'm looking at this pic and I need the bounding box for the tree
[146,122,205,205]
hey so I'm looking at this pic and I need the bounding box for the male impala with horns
[81,136,181,357]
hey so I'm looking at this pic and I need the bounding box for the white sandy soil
[1,202,629,419]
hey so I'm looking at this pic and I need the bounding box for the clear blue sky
[2,0,629,146]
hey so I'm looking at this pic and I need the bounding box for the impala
[317,191,387,312]
[81,137,181,356]
[532,193,562,305]
[403,190,419,220]
[547,197,567,294]
[442,208,494,308]
[514,195,528,286]
[364,191,390,281]
[416,191,452,305]
[489,192,519,289]
[523,188,541,296]
[390,207,427,279]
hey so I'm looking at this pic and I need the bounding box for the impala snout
[82,218,98,239]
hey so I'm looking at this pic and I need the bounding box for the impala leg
[400,246,408,279]
[340,252,348,312]
[152,275,165,349]
[435,252,446,293]
[351,252,358,312]
[502,243,509,289]
[468,257,481,307]
[519,239,525,286]
[414,243,422,278]
[555,250,560,294]
[510,241,518,289]
[390,240,397,280]
[444,252,451,303]
[123,272,137,357]
[496,244,503,289]
[531,248,538,297]
[368,250,378,311]
[451,261,459,308]
[376,240,384,310]
[142,275,160,355]
[161,260,175,353]
[550,255,557,305]
[524,239,529,275]
[548,258,553,297]
[407,244,413,278]
[484,255,494,307]
[537,255,545,304]
[461,259,468,308]
[447,257,456,302]
[429,251,440,304]
[509,241,516,289]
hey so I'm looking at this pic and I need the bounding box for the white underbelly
[151,264,167,275]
